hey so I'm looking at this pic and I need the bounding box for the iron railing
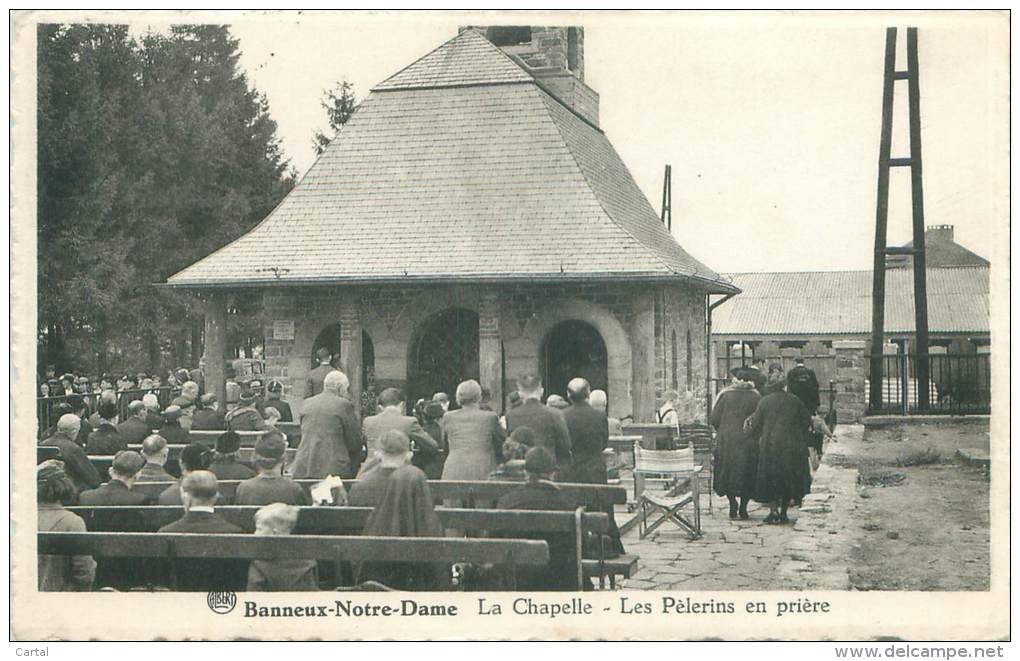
[866,353,991,415]
[36,386,181,435]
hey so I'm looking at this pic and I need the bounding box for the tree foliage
[312,80,356,155]
[37,24,293,376]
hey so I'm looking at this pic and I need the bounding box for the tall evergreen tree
[312,80,356,155]
[37,24,292,377]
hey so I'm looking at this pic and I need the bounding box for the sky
[150,10,1008,274]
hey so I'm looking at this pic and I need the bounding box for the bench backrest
[66,505,609,536]
[123,478,627,507]
[37,446,297,477]
[38,531,549,565]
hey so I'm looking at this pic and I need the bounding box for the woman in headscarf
[37,460,96,591]
[744,372,813,524]
[356,465,448,590]
[710,368,762,520]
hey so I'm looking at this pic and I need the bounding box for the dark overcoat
[710,382,761,498]
[744,390,812,505]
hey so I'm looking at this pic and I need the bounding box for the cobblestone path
[616,428,862,590]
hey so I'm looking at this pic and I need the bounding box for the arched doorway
[409,308,479,406]
[541,320,608,400]
[311,323,341,368]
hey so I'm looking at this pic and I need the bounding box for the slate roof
[167,29,735,293]
[711,266,990,336]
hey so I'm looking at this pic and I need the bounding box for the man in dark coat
[505,374,572,469]
[117,400,153,444]
[208,431,255,481]
[85,401,127,455]
[225,390,267,432]
[306,347,337,398]
[40,413,102,493]
[157,471,247,591]
[191,393,226,431]
[745,358,768,394]
[142,393,163,431]
[496,447,577,590]
[744,372,812,524]
[292,370,361,479]
[79,450,149,506]
[561,378,608,485]
[787,358,821,415]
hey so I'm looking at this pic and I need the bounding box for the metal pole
[906,27,931,410]
[869,27,897,413]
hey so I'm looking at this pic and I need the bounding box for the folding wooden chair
[633,440,702,539]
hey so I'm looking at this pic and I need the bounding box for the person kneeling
[247,503,319,591]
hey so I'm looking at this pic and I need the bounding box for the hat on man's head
[216,430,241,454]
[179,443,212,472]
[37,459,68,485]
[267,380,284,393]
[508,426,537,448]
[524,447,556,474]
[380,429,411,456]
[239,390,257,405]
[249,379,263,390]
[254,432,288,461]
[162,405,183,421]
[111,450,145,477]
[50,402,73,419]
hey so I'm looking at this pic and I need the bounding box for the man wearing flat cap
[235,431,309,506]
[157,405,189,444]
[117,400,153,444]
[225,389,267,432]
[79,451,149,506]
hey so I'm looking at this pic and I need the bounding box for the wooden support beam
[202,293,228,408]
[478,290,503,414]
[339,299,363,420]
[906,27,931,408]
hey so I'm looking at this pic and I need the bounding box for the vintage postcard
[9,9,1010,642]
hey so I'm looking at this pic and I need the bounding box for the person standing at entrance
[440,379,506,482]
[787,357,821,415]
[505,374,572,469]
[306,347,337,398]
[292,370,361,479]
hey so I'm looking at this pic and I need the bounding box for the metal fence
[866,353,991,415]
[36,386,181,435]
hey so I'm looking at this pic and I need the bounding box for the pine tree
[312,80,356,154]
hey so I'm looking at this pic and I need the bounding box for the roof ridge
[533,86,675,277]
[371,30,465,91]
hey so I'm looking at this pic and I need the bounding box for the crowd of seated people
[37,363,625,593]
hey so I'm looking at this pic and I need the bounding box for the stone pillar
[339,299,363,420]
[478,291,503,413]
[833,340,867,422]
[630,290,656,422]
[202,293,228,408]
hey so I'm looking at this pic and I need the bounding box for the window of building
[670,330,678,390]
[685,329,693,390]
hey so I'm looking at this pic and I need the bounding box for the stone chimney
[461,25,600,127]
[926,224,954,244]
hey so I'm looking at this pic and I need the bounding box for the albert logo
[207,591,237,615]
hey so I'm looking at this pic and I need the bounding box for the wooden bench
[38,531,549,591]
[68,505,608,590]
[37,446,297,478]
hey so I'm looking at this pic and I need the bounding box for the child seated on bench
[248,503,319,591]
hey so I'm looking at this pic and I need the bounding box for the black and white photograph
[9,9,1009,643]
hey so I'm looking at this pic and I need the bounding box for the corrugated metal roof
[712,267,990,336]
[166,30,734,292]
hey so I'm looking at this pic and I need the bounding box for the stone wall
[833,340,867,423]
[260,280,706,422]
[654,284,709,421]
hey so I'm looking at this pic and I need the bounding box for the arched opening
[408,308,479,407]
[311,323,341,368]
[541,320,608,401]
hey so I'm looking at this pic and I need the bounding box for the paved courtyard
[615,425,858,591]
